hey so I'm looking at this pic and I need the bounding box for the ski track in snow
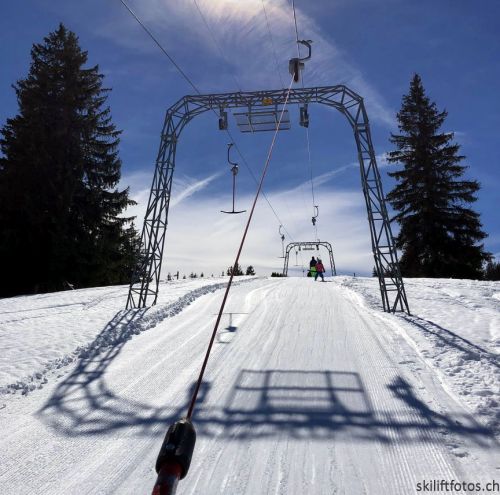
[339,276,500,437]
[0,277,257,396]
[0,277,498,494]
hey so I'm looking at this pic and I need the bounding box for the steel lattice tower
[126,85,410,314]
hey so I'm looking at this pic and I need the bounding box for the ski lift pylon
[221,143,246,214]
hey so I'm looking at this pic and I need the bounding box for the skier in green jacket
[309,256,317,278]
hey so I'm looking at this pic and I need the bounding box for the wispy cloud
[170,172,223,207]
[122,168,377,277]
[102,0,395,126]
[121,170,222,221]
[161,185,373,277]
[279,152,390,199]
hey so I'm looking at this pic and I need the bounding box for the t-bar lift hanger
[312,205,319,226]
[289,40,312,83]
[278,225,286,258]
[221,143,246,214]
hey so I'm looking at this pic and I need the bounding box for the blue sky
[1,0,499,277]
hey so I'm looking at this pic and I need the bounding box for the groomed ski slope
[0,277,498,494]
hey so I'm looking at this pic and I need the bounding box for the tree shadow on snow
[400,314,499,369]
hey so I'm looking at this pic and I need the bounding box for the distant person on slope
[315,259,325,282]
[309,256,317,278]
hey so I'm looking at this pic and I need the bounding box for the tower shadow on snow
[39,308,212,437]
[190,370,493,447]
[40,334,495,449]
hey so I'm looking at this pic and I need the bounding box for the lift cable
[119,0,199,95]
[307,129,319,239]
[118,0,295,242]
[290,0,319,240]
[186,74,296,420]
[289,0,307,227]
[291,0,301,59]
[261,0,286,88]
[192,0,243,92]
[191,0,295,240]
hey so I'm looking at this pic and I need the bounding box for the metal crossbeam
[126,85,410,314]
[234,108,291,133]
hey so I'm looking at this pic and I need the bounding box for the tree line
[165,265,256,280]
[0,25,497,299]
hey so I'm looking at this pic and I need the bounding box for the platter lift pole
[312,205,319,227]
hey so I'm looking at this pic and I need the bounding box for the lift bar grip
[227,143,238,167]
[279,224,285,241]
[152,418,197,494]
[297,40,312,62]
[289,40,312,83]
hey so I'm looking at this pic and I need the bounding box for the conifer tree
[245,265,255,276]
[386,74,489,278]
[484,260,500,281]
[0,24,139,296]
[227,263,244,276]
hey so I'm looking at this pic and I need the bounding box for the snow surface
[340,277,500,435]
[0,276,498,494]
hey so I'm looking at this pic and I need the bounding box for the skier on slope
[315,259,325,282]
[308,256,317,278]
